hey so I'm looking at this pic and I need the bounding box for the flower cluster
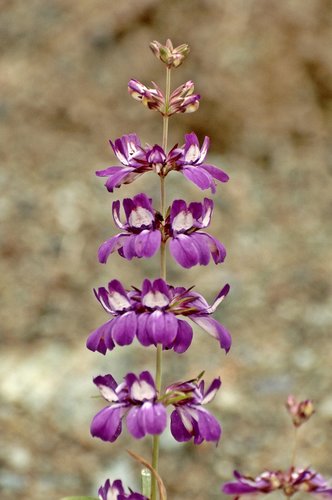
[128,79,200,115]
[222,468,332,498]
[86,38,230,499]
[87,278,231,354]
[98,194,226,268]
[96,132,228,193]
[91,371,221,445]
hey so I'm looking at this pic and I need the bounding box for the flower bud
[168,81,200,115]
[149,39,190,68]
[286,395,315,427]
[128,79,164,113]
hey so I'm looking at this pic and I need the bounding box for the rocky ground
[1,1,332,499]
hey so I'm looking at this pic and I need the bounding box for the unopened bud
[128,79,165,113]
[149,39,190,68]
[168,81,200,115]
[286,395,315,427]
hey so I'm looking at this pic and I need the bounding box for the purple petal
[207,283,230,313]
[112,312,137,346]
[146,311,178,346]
[171,319,193,353]
[170,409,192,442]
[193,232,226,264]
[134,230,161,258]
[98,234,130,263]
[183,133,201,163]
[196,408,221,443]
[91,406,123,442]
[201,163,229,183]
[182,166,215,192]
[112,199,127,229]
[136,313,153,346]
[93,374,118,401]
[169,234,200,268]
[189,316,232,353]
[222,481,258,495]
[86,320,115,354]
[107,280,132,310]
[127,402,166,437]
[202,377,222,404]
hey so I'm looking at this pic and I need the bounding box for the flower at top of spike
[149,39,190,68]
[91,371,167,442]
[166,376,222,444]
[222,468,332,498]
[86,278,231,355]
[286,395,315,427]
[98,478,147,500]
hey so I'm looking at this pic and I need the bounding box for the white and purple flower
[98,193,162,263]
[98,478,147,500]
[98,195,226,269]
[91,371,167,442]
[175,132,229,193]
[96,132,228,193]
[86,278,231,355]
[222,468,332,498]
[167,197,226,268]
[166,376,222,445]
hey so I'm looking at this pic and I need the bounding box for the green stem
[151,66,171,500]
[290,426,298,469]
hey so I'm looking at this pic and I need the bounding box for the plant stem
[290,426,298,469]
[151,66,171,500]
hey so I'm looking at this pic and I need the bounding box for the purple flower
[128,79,164,112]
[222,468,332,498]
[86,278,231,354]
[98,193,161,263]
[96,133,181,192]
[91,371,167,442]
[98,195,225,269]
[167,376,222,445]
[128,79,199,116]
[98,478,147,500]
[176,132,229,193]
[168,197,226,268]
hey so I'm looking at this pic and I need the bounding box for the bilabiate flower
[91,371,167,442]
[86,279,231,354]
[175,132,229,192]
[167,197,226,268]
[98,478,147,500]
[98,193,161,263]
[166,376,222,444]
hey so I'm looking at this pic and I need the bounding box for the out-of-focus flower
[98,478,148,500]
[86,279,231,354]
[175,133,229,192]
[222,468,332,498]
[286,395,315,427]
[98,194,161,263]
[149,39,190,68]
[91,371,167,442]
[166,376,222,444]
[167,197,226,268]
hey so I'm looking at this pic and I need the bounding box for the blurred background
[1,0,332,499]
